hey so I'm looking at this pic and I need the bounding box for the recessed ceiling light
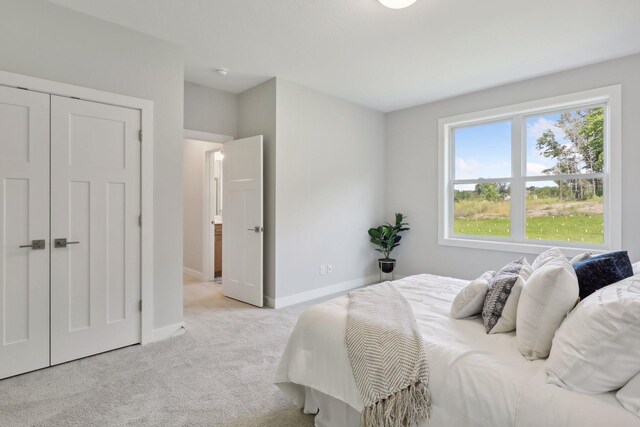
[215,68,229,76]
[378,0,417,9]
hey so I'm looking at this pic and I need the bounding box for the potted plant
[367,213,409,273]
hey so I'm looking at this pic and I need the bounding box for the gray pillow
[482,257,532,333]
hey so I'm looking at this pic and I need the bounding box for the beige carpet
[0,276,317,426]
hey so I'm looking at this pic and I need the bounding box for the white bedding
[275,274,640,427]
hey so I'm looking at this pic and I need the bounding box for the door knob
[54,238,80,248]
[246,226,263,233]
[19,240,45,250]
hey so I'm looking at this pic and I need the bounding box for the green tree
[475,183,501,202]
[535,107,604,200]
[580,108,605,196]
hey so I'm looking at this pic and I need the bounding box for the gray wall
[0,0,185,329]
[237,79,278,300]
[275,79,386,299]
[184,81,237,137]
[385,53,640,280]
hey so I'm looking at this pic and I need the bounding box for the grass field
[453,196,604,243]
[453,214,604,243]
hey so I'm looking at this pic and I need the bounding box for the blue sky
[454,113,569,186]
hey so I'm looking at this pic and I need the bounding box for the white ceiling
[47,0,640,112]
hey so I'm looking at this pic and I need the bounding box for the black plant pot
[378,258,396,273]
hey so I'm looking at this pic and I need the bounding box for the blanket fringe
[360,381,431,427]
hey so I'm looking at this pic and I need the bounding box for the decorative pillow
[516,256,579,360]
[532,247,565,270]
[482,257,532,334]
[546,276,640,393]
[588,251,634,278]
[573,256,626,300]
[450,271,495,319]
[617,373,640,418]
[570,252,591,265]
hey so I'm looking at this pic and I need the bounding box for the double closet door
[0,85,141,380]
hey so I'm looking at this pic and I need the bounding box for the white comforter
[275,274,640,427]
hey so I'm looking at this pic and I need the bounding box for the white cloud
[526,162,547,175]
[455,157,481,176]
[526,117,568,145]
[455,157,510,179]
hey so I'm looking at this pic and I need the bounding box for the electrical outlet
[319,264,327,276]
[327,264,334,274]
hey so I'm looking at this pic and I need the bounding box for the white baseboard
[151,321,186,342]
[183,266,204,281]
[265,275,379,309]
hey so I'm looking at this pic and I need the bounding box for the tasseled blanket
[346,282,431,427]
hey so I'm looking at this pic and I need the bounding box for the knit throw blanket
[345,282,431,427]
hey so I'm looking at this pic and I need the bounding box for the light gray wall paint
[275,79,386,299]
[183,140,223,274]
[237,79,277,299]
[0,0,185,329]
[385,53,640,280]
[184,81,237,137]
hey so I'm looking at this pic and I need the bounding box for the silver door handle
[19,239,45,250]
[247,226,263,232]
[54,238,80,248]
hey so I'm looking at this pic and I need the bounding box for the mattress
[275,274,640,426]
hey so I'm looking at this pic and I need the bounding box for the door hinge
[138,215,142,227]
[139,300,143,312]
[138,130,143,142]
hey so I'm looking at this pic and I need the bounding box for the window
[439,86,621,255]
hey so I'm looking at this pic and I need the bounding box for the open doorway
[207,148,224,282]
[183,130,265,307]
[183,130,231,284]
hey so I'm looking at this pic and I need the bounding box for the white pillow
[482,258,532,334]
[532,247,565,270]
[633,261,640,275]
[450,271,494,319]
[516,256,578,360]
[617,373,640,417]
[546,276,640,393]
[570,252,592,265]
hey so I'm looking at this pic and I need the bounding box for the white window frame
[438,85,621,256]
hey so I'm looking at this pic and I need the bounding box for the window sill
[439,236,610,257]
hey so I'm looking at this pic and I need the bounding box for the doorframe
[0,71,155,344]
[183,130,233,282]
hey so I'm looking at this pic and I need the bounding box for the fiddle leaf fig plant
[367,213,410,260]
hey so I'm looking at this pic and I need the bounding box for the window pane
[526,179,604,244]
[454,121,511,179]
[454,183,511,238]
[526,106,605,176]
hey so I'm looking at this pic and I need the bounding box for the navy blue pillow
[573,256,626,300]
[589,251,634,278]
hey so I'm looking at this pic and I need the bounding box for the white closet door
[50,96,141,365]
[0,86,50,379]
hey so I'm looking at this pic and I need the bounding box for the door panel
[51,96,141,365]
[222,136,263,307]
[0,86,50,379]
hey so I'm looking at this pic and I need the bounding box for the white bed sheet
[275,274,640,427]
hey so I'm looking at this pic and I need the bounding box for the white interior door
[0,86,50,379]
[50,96,141,364]
[222,136,263,307]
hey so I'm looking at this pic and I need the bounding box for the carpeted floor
[0,276,317,426]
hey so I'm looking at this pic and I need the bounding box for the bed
[275,274,640,427]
